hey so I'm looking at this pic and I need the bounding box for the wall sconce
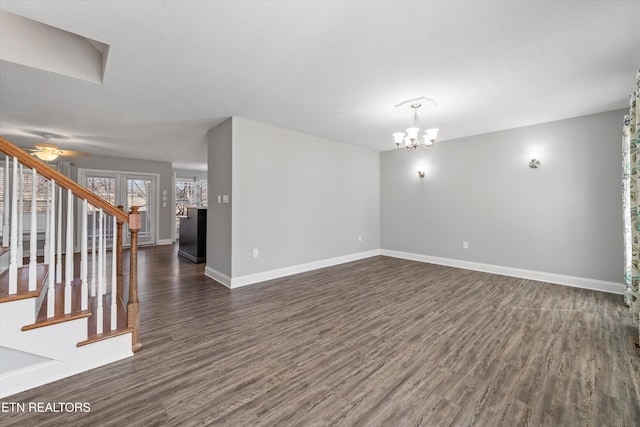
[416,164,426,178]
[529,152,541,169]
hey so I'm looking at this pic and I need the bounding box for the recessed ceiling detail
[0,10,109,84]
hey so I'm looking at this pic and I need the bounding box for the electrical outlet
[463,241,469,249]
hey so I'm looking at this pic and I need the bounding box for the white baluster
[81,199,88,311]
[96,208,103,334]
[47,180,56,318]
[17,164,23,267]
[28,168,37,291]
[64,189,73,314]
[56,187,62,283]
[102,216,107,295]
[111,214,117,330]
[8,157,18,294]
[91,205,96,297]
[44,182,50,265]
[2,155,9,247]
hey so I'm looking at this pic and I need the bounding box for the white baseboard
[230,250,381,288]
[156,239,173,246]
[380,249,624,295]
[204,267,231,288]
[204,250,381,289]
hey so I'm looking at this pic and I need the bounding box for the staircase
[0,137,141,398]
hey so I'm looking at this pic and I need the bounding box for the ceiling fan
[28,134,91,162]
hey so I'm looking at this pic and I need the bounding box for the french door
[78,169,157,246]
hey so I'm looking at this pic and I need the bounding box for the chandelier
[393,97,439,151]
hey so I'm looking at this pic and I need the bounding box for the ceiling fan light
[34,151,59,161]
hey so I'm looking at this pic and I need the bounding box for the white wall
[231,118,380,278]
[381,109,625,284]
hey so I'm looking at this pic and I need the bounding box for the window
[175,177,207,236]
[0,163,52,238]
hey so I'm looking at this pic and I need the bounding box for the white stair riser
[1,298,129,363]
[0,334,133,399]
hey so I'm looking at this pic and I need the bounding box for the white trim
[204,267,231,288]
[156,239,173,246]
[228,250,381,289]
[380,249,624,295]
[171,172,177,243]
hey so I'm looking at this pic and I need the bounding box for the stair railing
[0,137,142,353]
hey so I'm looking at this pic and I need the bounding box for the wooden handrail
[0,137,129,223]
[2,135,141,354]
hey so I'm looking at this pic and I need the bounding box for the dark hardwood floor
[1,244,639,426]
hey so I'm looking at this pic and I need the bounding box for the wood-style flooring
[1,244,639,426]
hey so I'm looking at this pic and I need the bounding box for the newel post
[127,206,143,353]
[116,205,125,292]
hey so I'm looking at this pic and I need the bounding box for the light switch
[217,195,222,204]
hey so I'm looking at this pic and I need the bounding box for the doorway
[78,169,158,246]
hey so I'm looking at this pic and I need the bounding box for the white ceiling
[1,0,639,170]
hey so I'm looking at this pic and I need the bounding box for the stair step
[0,246,8,256]
[77,327,134,347]
[22,276,130,343]
[21,310,92,330]
[0,264,48,303]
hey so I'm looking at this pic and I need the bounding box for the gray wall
[206,118,233,277]
[381,109,625,282]
[231,117,380,277]
[70,153,174,242]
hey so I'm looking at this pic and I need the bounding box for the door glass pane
[86,176,116,239]
[87,176,116,204]
[128,178,152,241]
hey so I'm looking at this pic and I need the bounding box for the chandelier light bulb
[393,132,405,145]
[425,128,439,143]
[406,127,419,140]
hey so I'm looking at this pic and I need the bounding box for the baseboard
[204,267,231,288]
[229,250,381,289]
[156,239,173,246]
[380,249,624,295]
